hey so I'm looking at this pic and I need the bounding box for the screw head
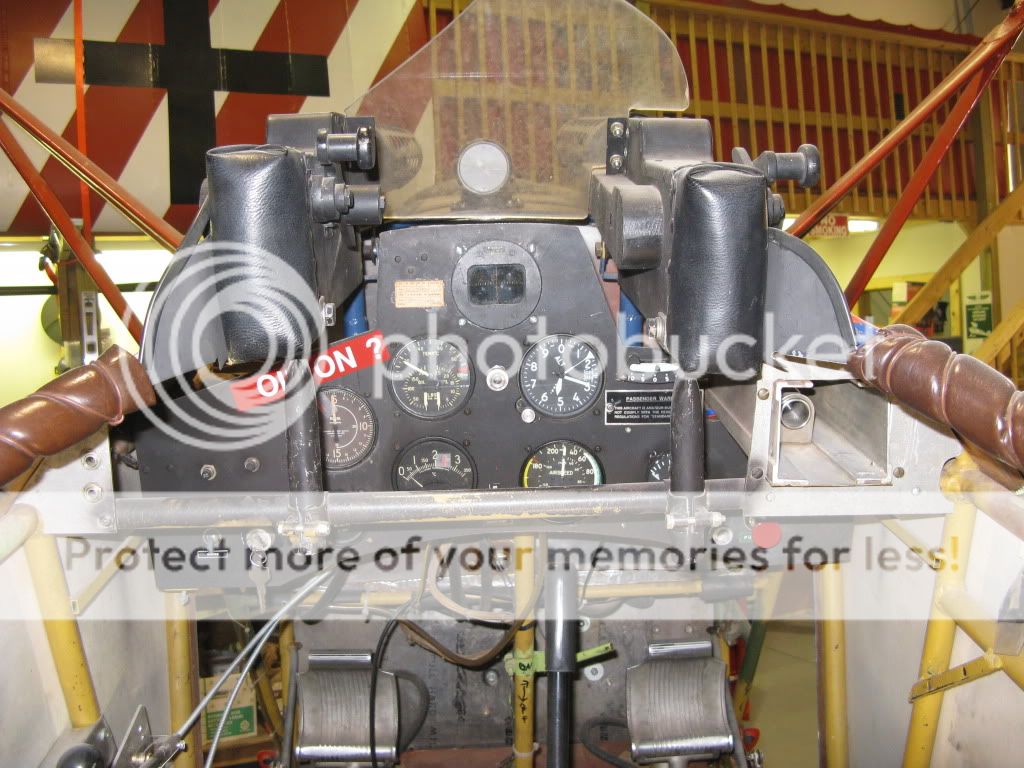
[244,457,261,473]
[83,483,103,503]
[200,464,217,481]
[80,452,100,470]
[711,526,734,546]
[521,407,537,424]
[483,669,500,686]
[584,663,605,682]
[609,121,626,138]
[608,154,624,171]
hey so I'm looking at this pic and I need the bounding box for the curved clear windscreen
[346,0,689,220]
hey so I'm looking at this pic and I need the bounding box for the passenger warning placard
[604,390,673,425]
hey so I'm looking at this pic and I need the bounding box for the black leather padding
[206,144,322,366]
[670,163,767,376]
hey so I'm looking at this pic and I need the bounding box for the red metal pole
[0,120,144,343]
[0,88,183,252]
[844,58,1006,307]
[72,0,92,243]
[790,0,1024,238]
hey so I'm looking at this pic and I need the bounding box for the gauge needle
[563,356,591,375]
[564,375,589,386]
[555,377,563,395]
[405,362,430,376]
[560,457,566,476]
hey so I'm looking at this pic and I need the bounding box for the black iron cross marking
[34,0,329,204]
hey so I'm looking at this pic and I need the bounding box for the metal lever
[732,144,821,188]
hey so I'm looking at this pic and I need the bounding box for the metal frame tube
[23,534,101,728]
[0,87,184,251]
[165,593,200,768]
[818,563,848,768]
[901,501,976,768]
[0,119,144,342]
[844,61,1004,306]
[790,0,1024,238]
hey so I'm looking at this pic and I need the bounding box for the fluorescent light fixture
[847,218,880,233]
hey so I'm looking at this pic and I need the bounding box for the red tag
[228,330,389,411]
[310,330,389,386]
[230,368,289,411]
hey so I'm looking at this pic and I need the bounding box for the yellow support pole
[512,535,536,768]
[902,501,976,768]
[819,563,848,768]
[23,534,101,728]
[165,593,200,767]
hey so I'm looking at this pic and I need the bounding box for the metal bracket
[112,706,185,768]
[909,653,1005,702]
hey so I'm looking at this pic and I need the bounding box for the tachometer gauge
[318,388,376,470]
[390,338,474,418]
[521,440,603,488]
[520,335,603,418]
[393,438,476,490]
[647,451,671,482]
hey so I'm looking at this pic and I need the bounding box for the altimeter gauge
[520,334,603,418]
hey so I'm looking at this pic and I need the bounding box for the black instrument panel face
[320,222,683,493]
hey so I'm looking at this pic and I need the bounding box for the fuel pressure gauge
[521,440,603,488]
[318,388,377,470]
[393,438,476,490]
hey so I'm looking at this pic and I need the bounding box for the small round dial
[457,140,511,196]
[393,438,476,491]
[647,451,671,482]
[390,338,474,418]
[318,388,376,470]
[520,335,603,418]
[521,440,603,488]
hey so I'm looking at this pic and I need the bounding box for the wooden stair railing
[975,301,1024,386]
[894,183,1024,328]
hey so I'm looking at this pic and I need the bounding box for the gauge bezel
[519,334,604,418]
[318,387,378,470]
[520,439,604,488]
[392,437,478,491]
[388,337,476,419]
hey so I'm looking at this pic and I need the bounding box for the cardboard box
[201,672,257,745]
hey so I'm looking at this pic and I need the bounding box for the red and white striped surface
[0,0,430,236]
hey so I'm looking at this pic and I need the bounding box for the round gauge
[393,438,476,491]
[390,338,474,418]
[318,388,377,470]
[520,335,603,418]
[521,440,604,488]
[647,451,671,482]
[456,140,512,196]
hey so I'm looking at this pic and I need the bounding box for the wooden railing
[425,0,1024,225]
[976,301,1024,386]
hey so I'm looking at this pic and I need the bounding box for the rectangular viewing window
[467,264,526,305]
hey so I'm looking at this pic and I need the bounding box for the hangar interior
[2,1,1024,767]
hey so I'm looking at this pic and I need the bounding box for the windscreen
[347,0,689,220]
